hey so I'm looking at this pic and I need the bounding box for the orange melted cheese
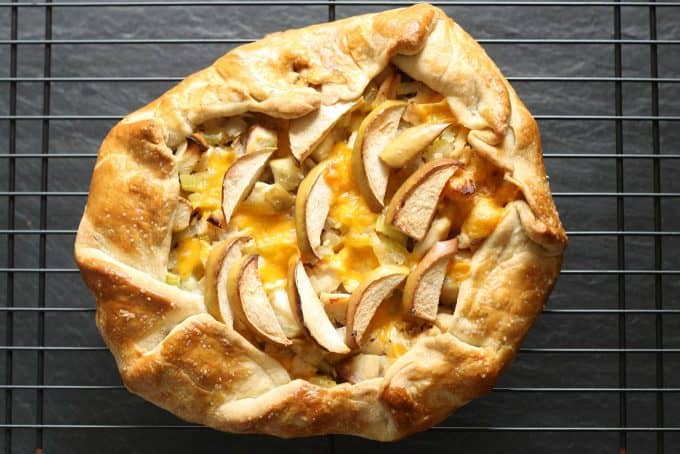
[173,147,236,282]
[461,197,505,241]
[231,206,298,290]
[168,93,525,385]
[173,237,210,279]
[183,147,236,211]
[367,296,409,361]
[408,99,456,124]
[443,152,519,241]
[447,255,471,283]
[176,145,298,290]
[323,142,380,290]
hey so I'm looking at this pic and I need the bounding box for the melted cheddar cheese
[323,142,380,291]
[231,206,297,290]
[447,254,471,283]
[407,99,456,124]
[168,73,525,385]
[183,147,236,211]
[461,197,505,242]
[172,147,236,282]
[173,237,211,279]
[442,150,519,243]
[366,296,409,362]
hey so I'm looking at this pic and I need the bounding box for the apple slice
[203,235,251,326]
[385,158,460,241]
[226,254,292,346]
[403,238,458,322]
[289,259,350,354]
[221,150,273,225]
[295,162,332,262]
[289,100,362,162]
[351,100,406,212]
[345,265,408,348]
[270,156,304,192]
[379,122,451,168]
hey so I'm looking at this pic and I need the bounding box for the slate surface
[0,1,679,452]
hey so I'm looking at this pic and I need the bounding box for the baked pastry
[75,4,567,440]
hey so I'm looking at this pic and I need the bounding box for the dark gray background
[1,0,679,452]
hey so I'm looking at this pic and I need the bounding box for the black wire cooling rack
[1,1,679,453]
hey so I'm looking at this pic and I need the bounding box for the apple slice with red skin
[385,158,460,241]
[403,238,458,322]
[288,259,350,354]
[295,162,332,262]
[203,235,251,326]
[345,265,409,348]
[289,100,362,162]
[221,150,274,226]
[226,254,292,346]
[351,100,406,211]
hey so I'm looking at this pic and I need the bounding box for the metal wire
[613,2,628,450]
[34,2,52,450]
[1,424,680,431]
[3,384,680,393]
[649,3,665,452]
[2,267,680,275]
[4,113,680,121]
[3,75,680,83]
[1,307,680,314]
[2,153,680,159]
[5,229,680,235]
[3,424,676,431]
[3,37,680,45]
[3,2,17,452]
[1,345,680,353]
[0,1,679,6]
[4,191,680,197]
[2,0,678,450]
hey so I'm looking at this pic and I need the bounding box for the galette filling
[166,66,520,386]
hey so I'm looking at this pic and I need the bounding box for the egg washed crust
[75,4,566,440]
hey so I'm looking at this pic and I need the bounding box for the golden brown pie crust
[75,4,567,440]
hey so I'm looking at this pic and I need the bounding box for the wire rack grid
[1,0,679,453]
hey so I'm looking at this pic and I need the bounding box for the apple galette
[75,4,567,440]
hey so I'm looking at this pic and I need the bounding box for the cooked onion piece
[379,122,451,168]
